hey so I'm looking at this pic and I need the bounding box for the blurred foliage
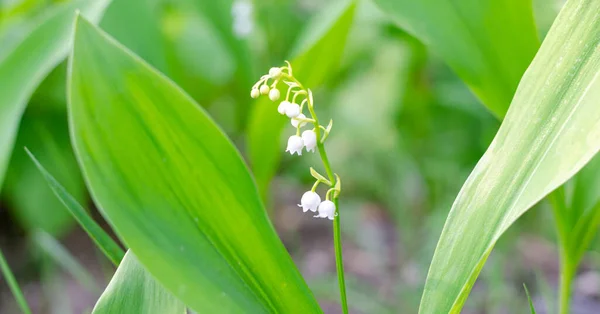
[4,0,599,313]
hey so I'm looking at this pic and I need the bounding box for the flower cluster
[251,62,340,220]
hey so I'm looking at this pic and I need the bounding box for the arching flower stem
[279,72,348,314]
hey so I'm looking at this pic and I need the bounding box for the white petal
[269,67,282,79]
[259,85,270,95]
[285,103,301,118]
[278,101,290,115]
[300,191,321,213]
[317,200,336,219]
[301,130,317,152]
[291,114,307,128]
[286,135,304,155]
[269,88,280,101]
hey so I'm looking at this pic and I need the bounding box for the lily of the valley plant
[251,62,348,313]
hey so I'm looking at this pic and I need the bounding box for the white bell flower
[316,200,336,220]
[278,101,291,115]
[233,18,253,38]
[269,88,280,101]
[285,103,301,118]
[286,135,304,155]
[259,85,270,95]
[269,67,282,79]
[301,130,317,152]
[291,113,307,128]
[250,88,259,99]
[298,191,321,212]
[231,1,253,38]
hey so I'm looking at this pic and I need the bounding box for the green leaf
[27,148,125,266]
[0,0,110,190]
[553,156,600,267]
[69,16,320,313]
[92,250,184,314]
[570,154,600,218]
[420,0,600,312]
[549,183,600,278]
[372,0,540,117]
[247,0,357,197]
[523,284,537,314]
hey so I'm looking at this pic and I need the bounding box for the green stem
[0,248,32,314]
[318,142,348,314]
[549,188,574,314]
[332,197,348,313]
[282,73,348,313]
[558,259,574,314]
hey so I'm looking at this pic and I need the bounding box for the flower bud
[259,84,270,95]
[285,103,301,118]
[291,113,307,128]
[278,101,291,115]
[302,130,317,152]
[285,135,304,155]
[250,88,260,99]
[269,88,280,101]
[298,191,321,212]
[316,200,336,220]
[269,67,282,79]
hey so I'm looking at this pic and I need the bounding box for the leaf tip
[24,147,38,165]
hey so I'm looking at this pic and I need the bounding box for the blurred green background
[2,0,599,313]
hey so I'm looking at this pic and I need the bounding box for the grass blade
[420,0,600,312]
[523,284,537,314]
[27,148,125,266]
[0,247,32,314]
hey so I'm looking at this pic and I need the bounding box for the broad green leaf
[3,112,84,236]
[0,0,110,190]
[551,156,600,270]
[92,250,184,314]
[32,230,100,294]
[420,0,600,312]
[568,198,600,265]
[28,149,125,266]
[372,0,540,117]
[550,155,600,260]
[550,155,600,274]
[247,0,357,197]
[69,16,320,313]
[570,154,600,217]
